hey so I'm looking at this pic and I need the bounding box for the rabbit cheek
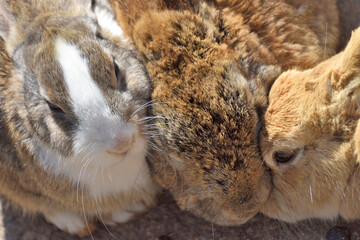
[22,76,75,157]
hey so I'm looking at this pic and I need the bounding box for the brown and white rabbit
[260,27,360,222]
[0,0,158,235]
[108,0,339,225]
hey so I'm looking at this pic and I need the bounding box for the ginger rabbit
[260,27,360,222]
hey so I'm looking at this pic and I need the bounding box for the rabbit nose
[107,134,136,155]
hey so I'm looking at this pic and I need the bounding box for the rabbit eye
[273,151,295,163]
[96,31,104,40]
[114,60,127,91]
[46,100,65,114]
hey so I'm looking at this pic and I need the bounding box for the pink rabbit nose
[107,134,136,156]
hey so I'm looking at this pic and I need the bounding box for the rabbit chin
[177,194,260,226]
[34,135,151,199]
[260,190,341,222]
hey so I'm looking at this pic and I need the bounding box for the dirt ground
[1,192,360,240]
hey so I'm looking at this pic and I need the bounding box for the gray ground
[1,192,360,240]
[1,1,360,240]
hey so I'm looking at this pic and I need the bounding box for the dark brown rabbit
[109,0,339,225]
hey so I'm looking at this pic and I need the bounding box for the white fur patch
[111,210,135,223]
[44,210,86,234]
[35,135,152,199]
[94,3,129,42]
[110,201,149,224]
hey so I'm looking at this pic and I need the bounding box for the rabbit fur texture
[109,0,339,225]
[261,27,360,223]
[0,0,159,235]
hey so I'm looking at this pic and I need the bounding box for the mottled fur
[260,28,360,222]
[0,0,158,235]
[109,0,339,225]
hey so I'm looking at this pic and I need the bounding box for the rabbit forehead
[55,38,100,105]
[54,37,114,115]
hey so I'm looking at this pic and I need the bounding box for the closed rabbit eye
[272,149,300,164]
[46,100,65,114]
[96,31,104,40]
[114,60,127,91]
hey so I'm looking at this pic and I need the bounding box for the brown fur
[0,0,158,235]
[260,28,360,222]
[109,1,337,224]
[135,9,271,225]
[209,0,339,112]
[109,0,339,225]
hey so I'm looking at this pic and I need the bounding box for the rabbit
[107,0,340,225]
[0,0,159,236]
[260,27,360,222]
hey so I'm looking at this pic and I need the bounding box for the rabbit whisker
[76,149,95,202]
[107,168,113,182]
[129,156,150,205]
[154,146,185,192]
[131,99,163,118]
[101,167,105,185]
[143,123,171,129]
[211,221,215,240]
[323,21,328,58]
[77,163,87,202]
[147,141,164,153]
[272,180,297,210]
[138,116,185,125]
[94,200,117,239]
[81,187,95,240]
[93,164,100,186]
[258,144,271,170]
[144,130,185,141]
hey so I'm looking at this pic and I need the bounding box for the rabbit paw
[111,209,135,223]
[43,210,95,236]
[108,202,149,224]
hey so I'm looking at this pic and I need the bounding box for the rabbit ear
[0,2,15,41]
[73,0,92,9]
[331,28,360,120]
[332,28,360,90]
[0,2,22,55]
[92,0,128,41]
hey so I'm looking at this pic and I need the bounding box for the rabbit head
[0,0,153,199]
[260,28,360,222]
[131,7,271,225]
[110,0,338,225]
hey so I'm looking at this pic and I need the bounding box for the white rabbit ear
[92,0,128,42]
[73,0,93,9]
[0,3,15,41]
